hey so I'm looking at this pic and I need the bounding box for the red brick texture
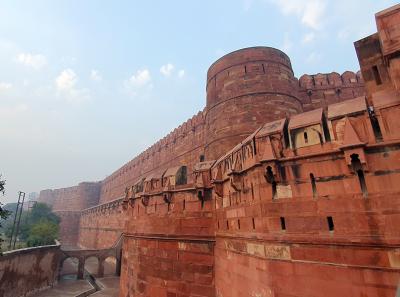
[36,5,400,297]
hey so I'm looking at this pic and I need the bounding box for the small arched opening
[350,154,368,198]
[103,256,118,276]
[266,166,277,199]
[60,257,79,280]
[303,131,308,143]
[84,256,100,277]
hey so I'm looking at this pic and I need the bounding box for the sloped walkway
[29,279,95,297]
[91,277,120,297]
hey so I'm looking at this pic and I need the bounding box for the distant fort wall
[99,111,206,204]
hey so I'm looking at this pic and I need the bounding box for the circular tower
[205,46,303,160]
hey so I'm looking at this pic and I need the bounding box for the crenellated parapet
[100,110,206,203]
[298,71,365,111]
[37,181,101,212]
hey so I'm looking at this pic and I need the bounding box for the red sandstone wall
[37,182,101,247]
[38,182,101,211]
[119,188,215,297]
[55,211,81,247]
[99,112,206,204]
[0,245,61,297]
[298,71,365,111]
[78,199,125,249]
[99,49,366,205]
[205,47,303,160]
[209,95,400,296]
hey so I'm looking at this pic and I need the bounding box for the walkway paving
[30,279,95,297]
[92,277,120,297]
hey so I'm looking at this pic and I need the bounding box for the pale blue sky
[0,0,397,203]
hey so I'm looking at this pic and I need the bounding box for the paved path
[91,277,120,297]
[30,279,95,297]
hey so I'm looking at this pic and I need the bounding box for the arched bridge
[59,236,123,280]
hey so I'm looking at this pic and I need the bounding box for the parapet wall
[78,198,125,249]
[38,181,101,211]
[298,71,365,110]
[0,244,61,297]
[99,111,206,203]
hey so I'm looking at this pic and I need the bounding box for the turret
[204,47,302,160]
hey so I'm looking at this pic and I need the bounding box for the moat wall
[0,244,61,297]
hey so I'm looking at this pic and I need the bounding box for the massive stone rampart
[35,4,400,296]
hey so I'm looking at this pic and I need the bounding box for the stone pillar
[98,259,104,278]
[77,258,85,280]
[116,256,121,276]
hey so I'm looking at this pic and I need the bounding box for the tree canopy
[4,202,60,247]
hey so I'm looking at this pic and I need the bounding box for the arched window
[266,166,277,199]
[304,131,308,143]
[351,154,368,198]
[310,173,317,198]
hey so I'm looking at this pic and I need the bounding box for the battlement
[99,110,206,203]
[298,71,363,89]
[38,181,101,212]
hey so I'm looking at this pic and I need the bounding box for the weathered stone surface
[35,4,400,297]
[0,245,61,297]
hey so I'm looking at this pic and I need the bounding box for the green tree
[4,202,60,248]
[0,175,11,254]
[26,219,59,247]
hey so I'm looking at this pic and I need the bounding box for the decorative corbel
[163,192,172,204]
[141,195,150,206]
[228,170,242,192]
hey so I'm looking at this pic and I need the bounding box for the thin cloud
[160,63,175,77]
[269,0,327,30]
[17,53,47,69]
[0,82,12,91]
[55,69,77,90]
[55,69,90,104]
[90,70,102,81]
[127,69,152,87]
[124,68,153,97]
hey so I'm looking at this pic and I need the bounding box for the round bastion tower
[205,46,303,160]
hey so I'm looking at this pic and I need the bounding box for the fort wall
[205,47,303,160]
[99,111,206,204]
[0,244,61,297]
[119,177,215,296]
[298,71,365,110]
[78,198,125,249]
[34,4,400,296]
[38,181,101,211]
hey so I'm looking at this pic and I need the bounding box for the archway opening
[84,256,99,277]
[104,256,117,276]
[60,257,79,280]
